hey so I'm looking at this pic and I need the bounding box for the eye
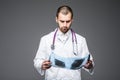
[60,20,64,23]
[66,20,71,23]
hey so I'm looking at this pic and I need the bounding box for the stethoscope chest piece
[51,44,55,50]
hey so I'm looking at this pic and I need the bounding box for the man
[34,5,94,80]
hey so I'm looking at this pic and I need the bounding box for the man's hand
[42,60,51,70]
[84,60,93,69]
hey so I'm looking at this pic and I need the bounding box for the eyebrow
[60,20,71,22]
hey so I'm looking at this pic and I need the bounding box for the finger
[42,61,51,70]
[43,61,51,65]
[42,64,51,70]
[84,61,93,69]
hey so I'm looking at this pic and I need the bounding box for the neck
[58,28,71,34]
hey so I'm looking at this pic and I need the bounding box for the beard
[59,26,69,34]
[58,23,72,34]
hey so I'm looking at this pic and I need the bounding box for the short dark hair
[56,5,73,19]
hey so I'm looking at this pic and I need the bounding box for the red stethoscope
[51,28,78,56]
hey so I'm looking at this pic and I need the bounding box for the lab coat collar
[56,28,71,37]
[53,28,72,43]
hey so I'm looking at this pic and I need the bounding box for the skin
[41,12,93,70]
[84,60,93,69]
[56,12,73,34]
[42,60,51,70]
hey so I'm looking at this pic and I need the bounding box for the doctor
[34,5,94,80]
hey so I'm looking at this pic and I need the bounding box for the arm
[33,37,50,75]
[83,54,95,75]
[82,38,95,75]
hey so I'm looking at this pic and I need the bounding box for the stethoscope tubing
[51,28,78,55]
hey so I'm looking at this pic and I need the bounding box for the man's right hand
[42,60,51,70]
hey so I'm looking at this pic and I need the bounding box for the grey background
[0,0,120,80]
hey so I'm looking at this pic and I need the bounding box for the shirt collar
[57,28,71,37]
[55,28,71,43]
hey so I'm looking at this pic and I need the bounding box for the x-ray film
[49,53,90,70]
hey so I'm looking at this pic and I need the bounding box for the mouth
[62,27,68,33]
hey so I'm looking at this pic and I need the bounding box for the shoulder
[41,31,54,41]
[75,32,88,45]
[75,33,88,46]
[75,33,86,41]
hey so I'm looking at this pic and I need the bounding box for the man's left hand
[84,60,93,69]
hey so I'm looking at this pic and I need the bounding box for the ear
[55,17,58,23]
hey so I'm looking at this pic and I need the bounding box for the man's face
[56,12,73,33]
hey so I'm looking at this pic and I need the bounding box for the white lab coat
[34,28,94,80]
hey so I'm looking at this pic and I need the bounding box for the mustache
[63,26,67,28]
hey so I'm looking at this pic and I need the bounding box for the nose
[63,22,67,27]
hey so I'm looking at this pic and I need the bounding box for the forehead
[57,12,72,20]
